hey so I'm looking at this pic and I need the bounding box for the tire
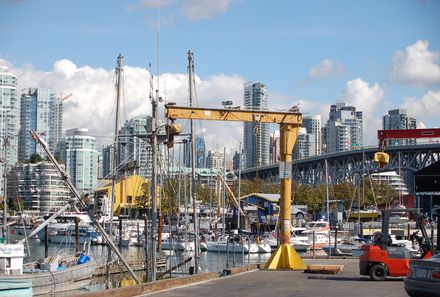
[369,264,387,281]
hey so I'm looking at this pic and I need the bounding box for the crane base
[263,243,306,270]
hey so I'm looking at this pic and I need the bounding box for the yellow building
[95,175,149,215]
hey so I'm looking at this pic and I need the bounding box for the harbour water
[14,233,275,295]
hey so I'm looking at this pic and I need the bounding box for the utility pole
[188,50,199,274]
[107,54,123,286]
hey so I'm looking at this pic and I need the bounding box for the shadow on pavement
[306,276,405,282]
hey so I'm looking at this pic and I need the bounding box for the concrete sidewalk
[138,259,407,297]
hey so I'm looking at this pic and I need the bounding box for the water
[12,234,274,294]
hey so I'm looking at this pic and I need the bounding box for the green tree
[135,181,150,212]
[29,153,43,163]
[8,198,25,214]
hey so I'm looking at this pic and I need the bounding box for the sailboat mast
[149,8,162,281]
[222,147,226,236]
[2,137,8,240]
[150,76,159,282]
[107,54,123,283]
[188,50,199,274]
[325,159,329,224]
[325,159,331,258]
[237,142,242,230]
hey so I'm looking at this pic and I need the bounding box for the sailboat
[206,233,259,254]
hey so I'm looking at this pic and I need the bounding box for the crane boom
[166,105,301,125]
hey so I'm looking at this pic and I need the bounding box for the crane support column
[263,123,306,270]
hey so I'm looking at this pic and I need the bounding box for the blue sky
[1,0,439,152]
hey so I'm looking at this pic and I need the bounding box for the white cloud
[339,78,385,145]
[308,59,346,80]
[0,58,245,154]
[181,0,231,21]
[388,40,440,86]
[401,91,440,119]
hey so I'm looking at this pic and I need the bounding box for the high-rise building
[61,128,99,194]
[183,136,206,168]
[49,96,64,156]
[303,115,322,156]
[97,152,103,179]
[232,151,240,171]
[0,67,19,195]
[382,109,417,145]
[7,161,71,213]
[324,102,363,153]
[102,144,113,179]
[293,128,313,160]
[18,88,61,161]
[270,131,280,164]
[119,115,153,179]
[243,82,270,168]
[195,137,206,168]
[206,150,224,169]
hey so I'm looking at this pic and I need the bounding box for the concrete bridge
[241,143,440,192]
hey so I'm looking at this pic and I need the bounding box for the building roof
[95,175,148,192]
[240,193,280,203]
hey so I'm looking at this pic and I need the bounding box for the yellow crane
[165,104,306,270]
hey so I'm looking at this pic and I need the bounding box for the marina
[1,3,440,296]
[1,210,438,296]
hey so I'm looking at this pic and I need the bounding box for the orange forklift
[359,209,434,281]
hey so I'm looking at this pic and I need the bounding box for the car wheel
[369,264,387,281]
[296,212,304,220]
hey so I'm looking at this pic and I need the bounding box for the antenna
[156,6,160,102]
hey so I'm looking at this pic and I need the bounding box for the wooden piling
[44,225,48,258]
[75,217,80,252]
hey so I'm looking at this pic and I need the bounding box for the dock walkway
[138,259,406,297]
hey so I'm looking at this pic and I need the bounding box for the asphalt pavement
[138,258,407,297]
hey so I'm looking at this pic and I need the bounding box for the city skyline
[0,1,439,156]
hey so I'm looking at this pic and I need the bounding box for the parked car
[404,252,440,297]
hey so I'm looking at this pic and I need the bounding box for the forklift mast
[380,209,433,253]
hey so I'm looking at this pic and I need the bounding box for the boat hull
[161,240,195,252]
[1,260,97,295]
[256,243,271,253]
[206,241,259,253]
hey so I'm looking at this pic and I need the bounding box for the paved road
[139,259,408,297]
